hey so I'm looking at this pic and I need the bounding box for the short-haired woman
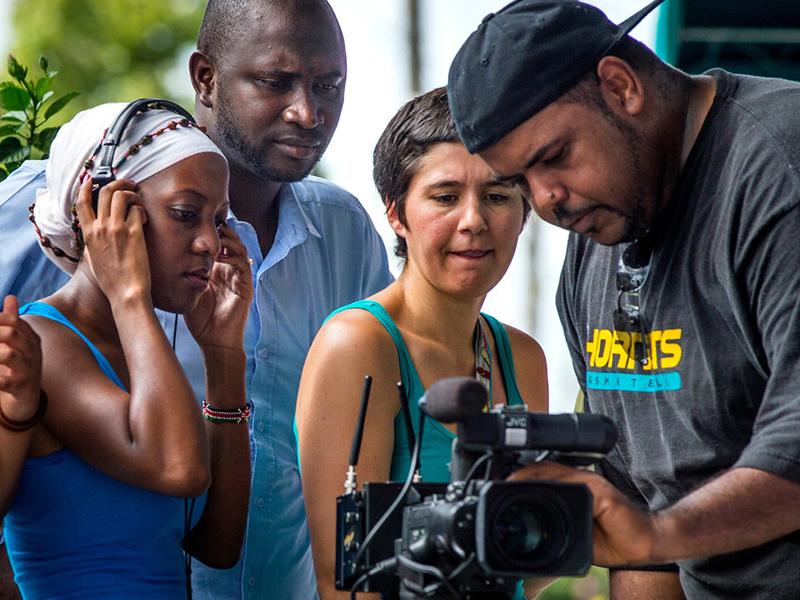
[297,87,548,599]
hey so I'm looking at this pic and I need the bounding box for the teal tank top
[321,301,528,600]
[327,300,525,483]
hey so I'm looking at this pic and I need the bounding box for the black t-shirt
[557,70,800,598]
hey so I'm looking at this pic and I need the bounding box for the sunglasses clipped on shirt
[613,237,653,367]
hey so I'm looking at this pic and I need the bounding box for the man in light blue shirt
[0,1,392,598]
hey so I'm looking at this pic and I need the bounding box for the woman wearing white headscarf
[2,101,253,599]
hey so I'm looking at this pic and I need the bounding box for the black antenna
[344,375,372,494]
[396,381,422,477]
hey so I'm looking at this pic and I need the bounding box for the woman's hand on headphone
[75,177,152,308]
[185,223,254,351]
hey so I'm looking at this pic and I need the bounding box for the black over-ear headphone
[91,98,196,209]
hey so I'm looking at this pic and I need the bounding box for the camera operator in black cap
[449,1,800,599]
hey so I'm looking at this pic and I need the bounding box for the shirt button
[248,576,256,587]
[256,497,265,509]
[257,422,265,432]
[258,348,268,359]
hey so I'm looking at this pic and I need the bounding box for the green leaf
[0,137,30,163]
[43,91,79,121]
[0,137,21,160]
[7,55,27,82]
[34,75,53,100]
[0,124,22,137]
[39,56,48,72]
[0,160,23,178]
[32,126,59,152]
[12,149,30,165]
[0,112,26,124]
[0,85,31,111]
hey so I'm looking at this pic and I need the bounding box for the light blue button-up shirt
[0,161,70,300]
[0,161,393,599]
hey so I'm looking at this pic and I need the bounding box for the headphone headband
[91,98,196,205]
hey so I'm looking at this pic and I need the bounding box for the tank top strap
[20,302,127,391]
[480,313,524,406]
[326,300,422,401]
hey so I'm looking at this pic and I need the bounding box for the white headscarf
[32,102,226,274]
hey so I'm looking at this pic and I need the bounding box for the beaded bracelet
[0,391,48,432]
[202,400,252,424]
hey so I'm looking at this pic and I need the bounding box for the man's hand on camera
[509,462,665,567]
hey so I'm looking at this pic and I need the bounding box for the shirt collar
[224,180,322,271]
[225,180,322,240]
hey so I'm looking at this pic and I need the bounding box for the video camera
[335,376,617,599]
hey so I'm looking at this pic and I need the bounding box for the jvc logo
[505,416,527,428]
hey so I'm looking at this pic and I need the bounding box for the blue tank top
[327,300,525,483]
[4,302,204,599]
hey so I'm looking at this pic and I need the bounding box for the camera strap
[473,318,492,411]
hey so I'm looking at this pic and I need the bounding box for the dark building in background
[655,0,800,80]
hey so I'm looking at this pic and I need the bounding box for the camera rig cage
[335,377,617,600]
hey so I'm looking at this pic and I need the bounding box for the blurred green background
[6,0,204,118]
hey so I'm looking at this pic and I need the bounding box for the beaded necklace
[473,317,493,411]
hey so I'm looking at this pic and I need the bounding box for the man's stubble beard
[608,114,651,244]
[215,99,321,184]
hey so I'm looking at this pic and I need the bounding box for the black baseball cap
[448,0,666,153]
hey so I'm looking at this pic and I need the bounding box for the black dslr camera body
[335,377,616,599]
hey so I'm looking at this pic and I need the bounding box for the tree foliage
[0,55,79,180]
[8,0,205,117]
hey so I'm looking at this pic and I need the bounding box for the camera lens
[495,503,545,557]
[483,486,573,573]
